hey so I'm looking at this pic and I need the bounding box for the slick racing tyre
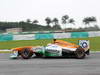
[21,48,33,59]
[75,47,85,59]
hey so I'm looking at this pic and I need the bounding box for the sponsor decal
[45,44,62,56]
[31,47,43,52]
[46,49,59,53]
[79,40,90,51]
[82,42,88,48]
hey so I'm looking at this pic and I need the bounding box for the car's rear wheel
[75,47,85,59]
[20,48,33,59]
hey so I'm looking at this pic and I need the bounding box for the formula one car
[10,39,90,59]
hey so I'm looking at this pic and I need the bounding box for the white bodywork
[45,44,62,56]
[45,44,77,56]
[10,50,18,58]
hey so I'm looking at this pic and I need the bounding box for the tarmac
[0,52,100,75]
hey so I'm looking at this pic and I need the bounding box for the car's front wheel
[20,48,33,59]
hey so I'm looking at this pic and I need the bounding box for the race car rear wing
[79,40,90,55]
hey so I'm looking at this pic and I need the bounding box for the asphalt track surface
[0,52,100,75]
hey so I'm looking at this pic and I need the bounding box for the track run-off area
[0,52,100,75]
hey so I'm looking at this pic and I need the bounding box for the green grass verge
[0,37,100,51]
[0,51,12,53]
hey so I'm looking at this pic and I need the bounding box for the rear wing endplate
[79,40,90,51]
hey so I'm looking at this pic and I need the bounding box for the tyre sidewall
[21,48,33,59]
[75,47,85,59]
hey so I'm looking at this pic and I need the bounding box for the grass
[0,37,100,51]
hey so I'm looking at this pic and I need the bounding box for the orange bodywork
[12,46,34,52]
[53,40,79,48]
[12,40,79,52]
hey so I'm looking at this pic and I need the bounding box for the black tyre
[21,48,33,59]
[75,47,86,59]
